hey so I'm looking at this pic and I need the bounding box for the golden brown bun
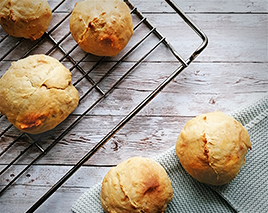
[176,111,252,185]
[0,0,52,40]
[70,0,133,57]
[0,54,79,134]
[100,157,173,213]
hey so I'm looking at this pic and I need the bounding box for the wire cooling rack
[0,0,208,212]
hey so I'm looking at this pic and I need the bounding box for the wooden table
[0,0,267,212]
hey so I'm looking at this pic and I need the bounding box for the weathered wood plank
[0,165,110,188]
[135,0,268,13]
[0,0,267,212]
[0,62,267,165]
[144,13,268,62]
[0,184,91,213]
[1,61,267,121]
[46,0,268,13]
[0,14,267,63]
[0,115,187,164]
[0,165,110,212]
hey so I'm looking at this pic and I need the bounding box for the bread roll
[0,54,79,134]
[100,157,173,213]
[70,0,133,57]
[176,111,252,185]
[0,0,52,40]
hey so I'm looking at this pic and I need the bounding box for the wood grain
[0,0,267,212]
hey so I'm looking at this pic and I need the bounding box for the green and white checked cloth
[72,93,268,213]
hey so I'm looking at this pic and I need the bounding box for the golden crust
[176,111,252,185]
[0,0,52,40]
[0,54,79,134]
[70,0,133,57]
[100,157,173,213]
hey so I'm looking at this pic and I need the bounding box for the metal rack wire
[0,0,208,212]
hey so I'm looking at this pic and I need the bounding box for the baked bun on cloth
[0,54,79,134]
[0,0,52,40]
[176,111,252,185]
[100,157,173,213]
[70,0,133,57]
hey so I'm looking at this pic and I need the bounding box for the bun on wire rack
[69,0,133,57]
[0,0,52,40]
[0,54,79,134]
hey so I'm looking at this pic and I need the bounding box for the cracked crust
[176,111,252,185]
[0,54,79,134]
[69,0,133,57]
[0,0,52,40]
[100,157,173,213]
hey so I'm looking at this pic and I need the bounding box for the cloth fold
[72,93,268,213]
